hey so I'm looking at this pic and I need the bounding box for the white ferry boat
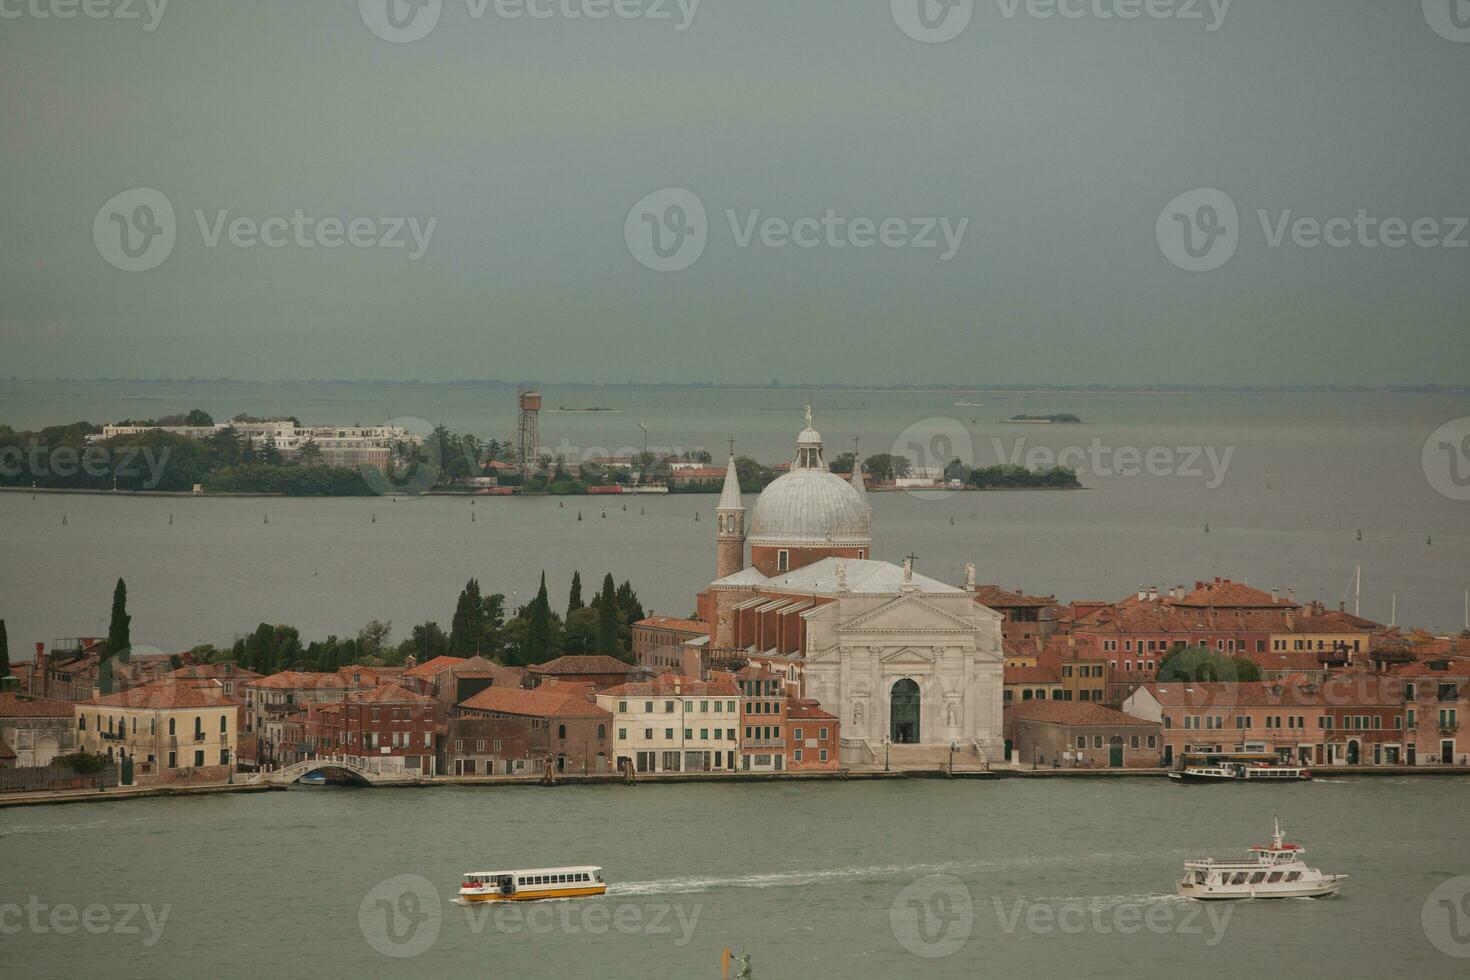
[1178,819,1346,900]
[458,866,606,903]
[1169,763,1312,783]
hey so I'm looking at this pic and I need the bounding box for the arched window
[597,724,606,740]
[194,716,203,738]
[220,715,228,733]
[558,724,567,740]
[168,718,176,736]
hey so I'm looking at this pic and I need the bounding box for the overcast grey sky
[2,0,1467,386]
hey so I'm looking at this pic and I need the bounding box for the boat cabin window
[1231,873,1249,885]
[1193,871,1207,884]
[1249,872,1266,884]
[1267,872,1284,883]
[1285,872,1302,882]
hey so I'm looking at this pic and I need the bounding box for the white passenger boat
[458,866,607,903]
[1178,819,1346,900]
[1169,763,1312,783]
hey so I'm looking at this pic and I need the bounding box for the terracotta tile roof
[245,671,347,691]
[460,684,610,719]
[344,684,435,705]
[635,617,711,635]
[526,655,639,676]
[169,663,263,681]
[87,679,242,710]
[1391,658,1470,679]
[0,693,77,718]
[598,675,740,698]
[972,585,1055,608]
[1139,675,1404,708]
[786,699,837,721]
[1170,579,1295,609]
[1005,665,1063,685]
[1008,701,1157,727]
[402,656,467,680]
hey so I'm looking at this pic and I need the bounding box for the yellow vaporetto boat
[458,866,607,903]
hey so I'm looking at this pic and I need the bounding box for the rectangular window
[618,728,627,740]
[665,729,674,740]
[793,727,804,741]
[794,749,802,762]
[819,727,829,740]
[700,701,708,712]
[684,729,693,740]
[819,749,828,762]
[619,701,627,712]
[644,728,653,740]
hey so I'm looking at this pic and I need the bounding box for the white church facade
[695,411,1004,769]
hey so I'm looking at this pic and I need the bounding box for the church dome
[748,468,871,548]
[747,407,872,550]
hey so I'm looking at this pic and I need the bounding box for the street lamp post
[882,736,890,772]
[948,741,958,776]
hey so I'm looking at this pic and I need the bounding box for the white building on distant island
[94,421,419,471]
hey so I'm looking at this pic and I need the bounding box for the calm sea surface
[1,381,1467,650]
[3,778,1469,978]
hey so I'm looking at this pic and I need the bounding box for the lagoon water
[1,381,1467,651]
[3,778,1469,978]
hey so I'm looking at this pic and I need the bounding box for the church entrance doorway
[890,678,920,744]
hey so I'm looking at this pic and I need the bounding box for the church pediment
[878,647,935,666]
[836,594,978,635]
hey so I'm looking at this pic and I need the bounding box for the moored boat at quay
[1169,763,1313,783]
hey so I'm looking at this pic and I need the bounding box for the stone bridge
[250,756,422,787]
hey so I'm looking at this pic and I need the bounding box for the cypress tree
[526,572,551,664]
[449,579,484,657]
[0,619,11,685]
[595,574,619,656]
[108,578,132,663]
[567,571,584,616]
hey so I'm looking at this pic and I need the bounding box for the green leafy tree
[615,580,645,626]
[562,607,599,654]
[567,571,584,615]
[1156,647,1262,684]
[399,622,449,663]
[183,409,214,426]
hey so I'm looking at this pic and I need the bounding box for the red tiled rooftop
[460,684,609,719]
[1005,665,1063,685]
[245,671,347,691]
[87,679,242,710]
[599,675,739,698]
[343,684,434,705]
[402,656,467,680]
[526,655,639,676]
[0,693,76,718]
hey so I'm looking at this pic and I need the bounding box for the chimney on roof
[1149,586,1159,602]
[1214,576,1222,585]
[1272,588,1279,604]
[1338,600,1345,612]
[1138,586,1148,601]
[1287,589,1295,603]
[1195,581,1204,591]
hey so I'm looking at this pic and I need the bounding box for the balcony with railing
[744,738,786,749]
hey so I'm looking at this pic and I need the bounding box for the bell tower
[716,442,746,579]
